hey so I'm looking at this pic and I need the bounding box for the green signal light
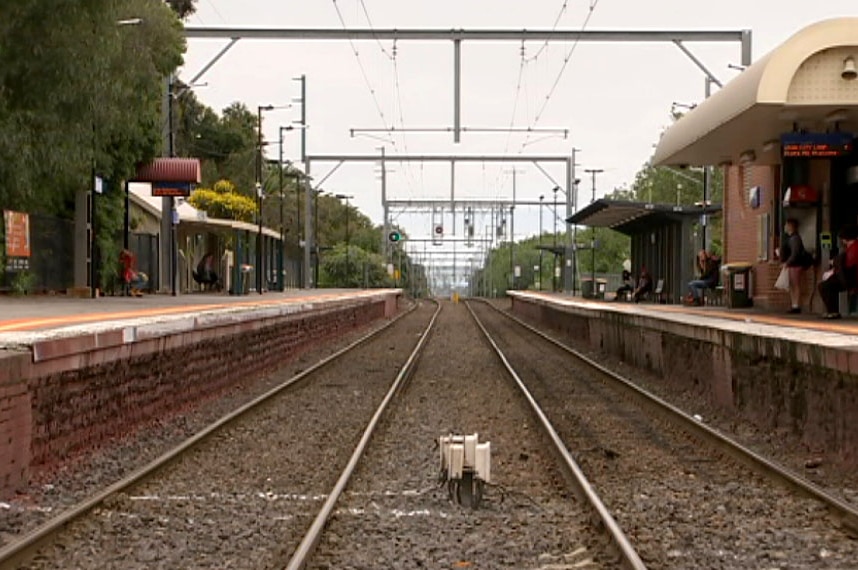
[388,231,402,243]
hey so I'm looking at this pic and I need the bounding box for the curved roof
[135,158,202,184]
[654,18,858,166]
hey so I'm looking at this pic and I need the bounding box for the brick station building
[654,18,858,312]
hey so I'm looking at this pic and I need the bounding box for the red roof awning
[134,158,201,184]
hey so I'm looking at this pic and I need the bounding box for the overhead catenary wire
[520,0,602,152]
[331,0,396,147]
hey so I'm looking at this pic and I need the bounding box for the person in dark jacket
[780,218,810,314]
[818,224,858,319]
[632,266,653,303]
[687,250,721,306]
[614,269,634,301]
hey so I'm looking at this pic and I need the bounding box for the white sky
[180,0,857,265]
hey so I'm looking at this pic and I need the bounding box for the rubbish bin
[722,262,753,308]
[581,277,594,299]
[581,277,607,300]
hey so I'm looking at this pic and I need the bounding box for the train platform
[0,288,402,492]
[0,289,399,354]
[507,290,858,465]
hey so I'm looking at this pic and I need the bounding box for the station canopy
[653,18,858,167]
[135,157,201,183]
[566,199,719,235]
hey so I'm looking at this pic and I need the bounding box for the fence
[2,213,75,292]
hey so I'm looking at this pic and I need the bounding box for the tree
[188,180,258,223]
[0,0,185,214]
[166,0,197,19]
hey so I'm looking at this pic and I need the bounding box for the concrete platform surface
[0,289,399,351]
[510,291,858,349]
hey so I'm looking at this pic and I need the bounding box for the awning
[134,158,202,184]
[653,18,858,167]
[566,199,719,235]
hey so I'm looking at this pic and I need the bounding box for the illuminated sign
[781,132,854,158]
[152,182,192,197]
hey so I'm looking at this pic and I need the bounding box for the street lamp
[584,169,604,298]
[539,195,544,291]
[334,194,354,287]
[552,186,558,292]
[314,188,325,286]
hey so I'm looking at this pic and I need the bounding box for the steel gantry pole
[564,153,576,295]
[539,194,544,291]
[381,147,389,259]
[585,168,605,298]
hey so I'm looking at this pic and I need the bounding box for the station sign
[152,182,192,197]
[781,132,854,159]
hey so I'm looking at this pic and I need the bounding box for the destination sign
[781,132,854,158]
[152,182,192,197]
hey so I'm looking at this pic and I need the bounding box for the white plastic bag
[774,266,790,291]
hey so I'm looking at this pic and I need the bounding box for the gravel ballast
[14,302,433,569]
[473,300,858,569]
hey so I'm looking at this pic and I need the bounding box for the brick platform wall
[0,298,390,495]
[511,296,858,467]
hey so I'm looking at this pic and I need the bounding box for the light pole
[92,17,142,298]
[584,169,604,298]
[314,188,324,286]
[552,186,558,291]
[539,195,544,291]
[256,104,274,294]
[335,194,354,287]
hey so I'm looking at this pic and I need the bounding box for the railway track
[0,301,435,569]
[468,299,858,568]
[289,301,641,569]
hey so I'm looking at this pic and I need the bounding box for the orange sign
[3,210,31,258]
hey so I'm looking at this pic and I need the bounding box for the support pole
[510,170,516,291]
[450,159,456,235]
[304,161,313,288]
[381,147,389,259]
[453,39,462,144]
[278,128,285,291]
[564,154,575,295]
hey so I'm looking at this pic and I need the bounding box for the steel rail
[478,299,858,535]
[0,300,420,570]
[284,300,441,570]
[464,300,647,570]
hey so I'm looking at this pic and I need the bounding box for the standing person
[780,218,811,314]
[818,224,858,319]
[687,250,721,306]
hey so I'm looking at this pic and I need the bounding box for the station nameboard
[781,132,854,158]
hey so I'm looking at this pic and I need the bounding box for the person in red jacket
[818,224,858,319]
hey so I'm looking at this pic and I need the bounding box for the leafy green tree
[0,0,185,214]
[319,244,390,288]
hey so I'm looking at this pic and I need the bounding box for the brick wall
[1,297,391,496]
[511,295,858,466]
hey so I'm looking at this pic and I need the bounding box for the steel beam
[306,154,572,163]
[185,28,748,43]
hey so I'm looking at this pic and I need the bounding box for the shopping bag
[774,266,790,290]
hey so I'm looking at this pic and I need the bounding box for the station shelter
[653,18,858,311]
[132,158,289,294]
[568,199,718,304]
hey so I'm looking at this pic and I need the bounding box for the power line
[524,0,569,63]
[331,0,396,147]
[520,0,602,150]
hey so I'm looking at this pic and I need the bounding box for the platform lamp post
[334,194,354,287]
[539,195,544,291]
[256,104,291,294]
[584,169,604,298]
[552,186,559,291]
[314,188,325,286]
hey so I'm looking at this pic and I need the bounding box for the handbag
[774,266,790,291]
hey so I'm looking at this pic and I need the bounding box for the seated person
[193,253,219,290]
[119,249,148,297]
[687,250,721,306]
[631,266,653,303]
[818,224,858,319]
[614,269,634,301]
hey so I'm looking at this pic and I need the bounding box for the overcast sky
[180,1,857,264]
